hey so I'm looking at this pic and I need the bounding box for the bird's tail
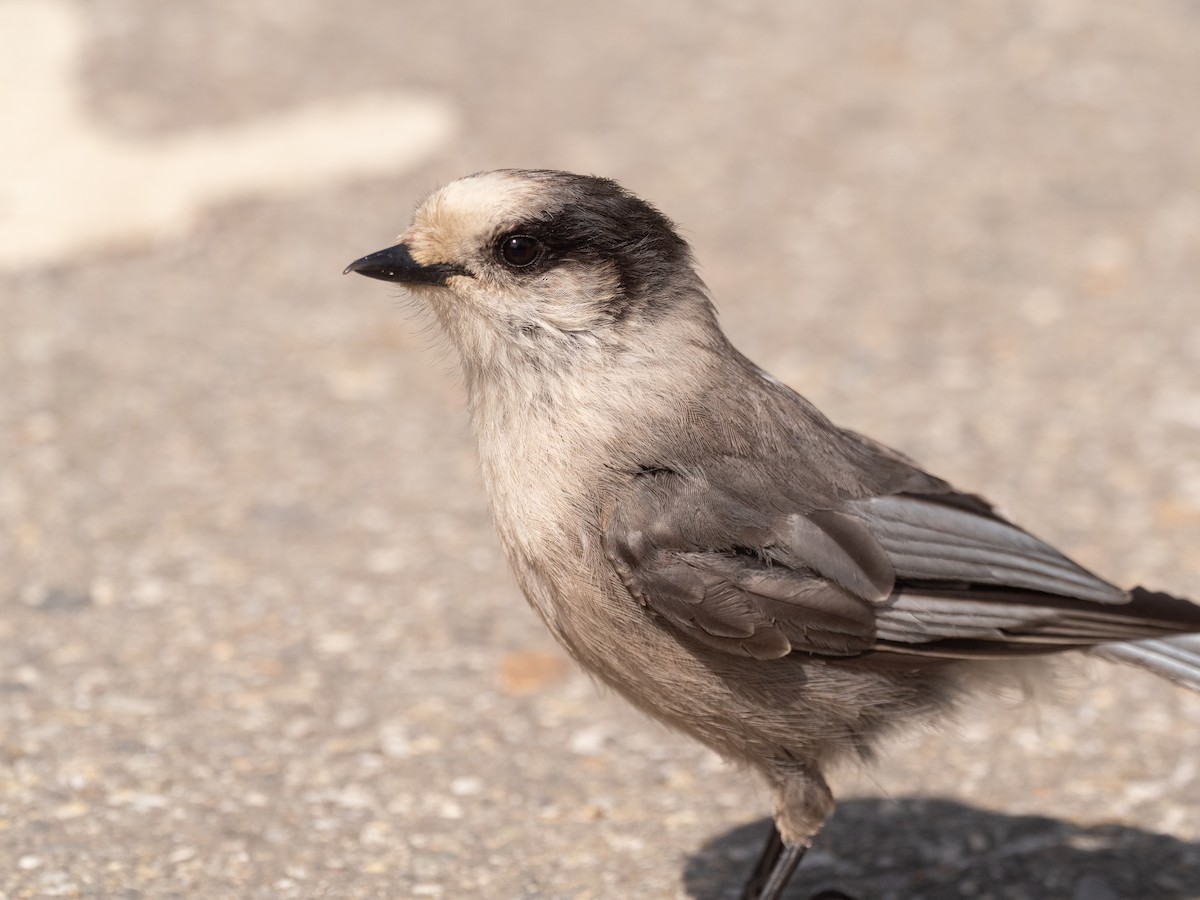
[1090,588,1200,690]
[1093,634,1200,690]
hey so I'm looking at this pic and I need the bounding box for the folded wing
[606,470,1200,663]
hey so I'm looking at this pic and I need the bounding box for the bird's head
[346,169,713,369]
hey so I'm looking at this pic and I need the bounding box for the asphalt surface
[3,1,1200,897]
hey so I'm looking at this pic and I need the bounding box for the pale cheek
[533,267,622,331]
[438,264,624,336]
[540,297,607,331]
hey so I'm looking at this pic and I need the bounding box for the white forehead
[413,171,551,246]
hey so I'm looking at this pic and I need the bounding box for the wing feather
[605,459,1196,664]
[851,495,1127,604]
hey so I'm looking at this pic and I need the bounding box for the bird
[345,169,1200,899]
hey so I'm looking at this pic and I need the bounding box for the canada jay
[346,169,1200,899]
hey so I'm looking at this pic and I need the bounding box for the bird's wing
[605,469,1197,662]
[604,472,884,660]
[844,493,1128,605]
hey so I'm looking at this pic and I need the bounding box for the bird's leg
[740,821,784,898]
[739,822,807,899]
[739,765,834,900]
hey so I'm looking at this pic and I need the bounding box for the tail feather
[1092,634,1200,691]
[1088,587,1200,691]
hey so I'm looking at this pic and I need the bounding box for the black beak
[343,243,467,285]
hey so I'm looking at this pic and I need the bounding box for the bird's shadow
[684,796,1200,899]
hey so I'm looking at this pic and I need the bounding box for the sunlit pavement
[2,2,1199,896]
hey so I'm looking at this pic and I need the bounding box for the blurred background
[2,0,1199,896]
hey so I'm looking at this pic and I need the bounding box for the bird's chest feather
[464,355,693,668]
[472,395,613,635]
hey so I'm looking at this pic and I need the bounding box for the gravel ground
[3,1,1200,897]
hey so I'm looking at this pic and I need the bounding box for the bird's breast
[472,401,610,633]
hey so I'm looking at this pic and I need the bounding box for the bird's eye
[498,235,542,268]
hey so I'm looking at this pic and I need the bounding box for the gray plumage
[346,169,1200,899]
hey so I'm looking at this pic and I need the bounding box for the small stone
[449,776,483,797]
[316,632,356,655]
[334,784,375,810]
[168,847,196,864]
[359,820,394,846]
[22,584,91,612]
[569,724,611,756]
[499,649,570,695]
[334,705,369,730]
[379,723,411,758]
